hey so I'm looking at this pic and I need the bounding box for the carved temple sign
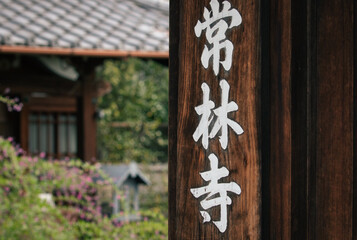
[170,0,261,238]
[190,0,243,233]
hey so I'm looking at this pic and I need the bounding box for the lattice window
[28,112,77,159]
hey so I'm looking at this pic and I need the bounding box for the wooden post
[169,0,261,238]
[266,0,355,239]
[81,71,97,162]
[171,0,357,239]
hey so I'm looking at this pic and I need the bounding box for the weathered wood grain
[269,0,292,239]
[315,0,354,238]
[170,0,261,239]
[171,0,356,239]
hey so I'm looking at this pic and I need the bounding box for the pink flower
[116,195,121,200]
[77,192,82,200]
[39,152,46,158]
[4,187,10,192]
[7,137,13,142]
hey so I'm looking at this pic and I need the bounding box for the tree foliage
[97,58,168,163]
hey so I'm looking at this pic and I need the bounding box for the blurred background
[0,0,169,239]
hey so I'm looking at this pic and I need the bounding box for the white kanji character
[195,0,242,75]
[193,83,215,149]
[190,153,241,233]
[210,80,244,149]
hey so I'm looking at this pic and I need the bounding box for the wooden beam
[0,45,168,59]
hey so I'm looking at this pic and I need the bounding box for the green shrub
[0,137,168,239]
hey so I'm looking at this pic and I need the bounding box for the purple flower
[3,88,10,94]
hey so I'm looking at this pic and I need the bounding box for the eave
[0,45,169,59]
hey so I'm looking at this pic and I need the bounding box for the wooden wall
[170,0,356,239]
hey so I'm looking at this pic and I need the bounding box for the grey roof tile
[105,36,121,47]
[22,11,38,20]
[31,5,46,14]
[137,24,153,34]
[134,32,147,41]
[37,1,53,10]
[57,39,72,48]
[0,0,169,53]
[10,35,27,45]
[86,17,100,26]
[13,16,30,25]
[43,12,60,22]
[98,24,113,33]
[142,44,156,51]
[36,18,52,28]
[16,29,33,39]
[0,15,7,23]
[125,37,142,48]
[27,25,43,34]
[9,3,25,13]
[48,26,66,36]
[145,37,161,47]
[96,6,111,15]
[56,20,72,29]
[79,40,95,49]
[65,15,81,24]
[89,11,105,21]
[101,42,116,50]
[122,43,137,51]
[109,13,123,22]
[61,33,79,43]
[2,21,20,32]
[76,4,92,13]
[102,18,118,28]
[41,32,57,41]
[51,7,67,16]
[85,0,98,8]
[84,35,100,44]
[117,25,133,34]
[71,28,87,37]
[33,36,50,46]
[0,27,11,36]
[111,31,128,40]
[0,9,16,19]
[91,30,107,39]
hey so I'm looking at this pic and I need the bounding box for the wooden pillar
[315,0,354,238]
[170,0,356,239]
[169,0,261,239]
[80,71,97,162]
[266,0,355,239]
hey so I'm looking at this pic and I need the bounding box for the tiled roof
[101,163,150,186]
[0,0,169,56]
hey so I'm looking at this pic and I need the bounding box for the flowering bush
[0,88,23,112]
[0,137,168,239]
